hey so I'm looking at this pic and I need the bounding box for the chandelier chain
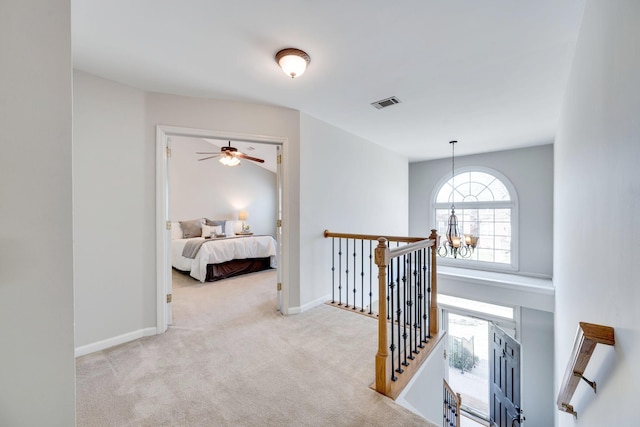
[450,140,457,210]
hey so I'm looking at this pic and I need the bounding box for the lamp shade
[238,210,248,221]
[276,48,310,78]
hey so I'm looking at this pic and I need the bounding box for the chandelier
[437,140,479,259]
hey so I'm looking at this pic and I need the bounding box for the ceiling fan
[196,141,265,167]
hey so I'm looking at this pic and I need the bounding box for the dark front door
[489,323,524,426]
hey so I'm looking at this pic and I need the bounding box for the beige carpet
[76,269,436,426]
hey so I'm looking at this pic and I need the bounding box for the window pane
[479,222,494,235]
[475,186,495,202]
[440,295,514,319]
[469,172,496,187]
[495,237,511,250]
[436,182,454,203]
[495,250,511,264]
[495,209,511,222]
[476,248,494,262]
[487,178,510,201]
[478,209,494,221]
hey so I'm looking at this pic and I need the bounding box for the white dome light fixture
[275,48,310,79]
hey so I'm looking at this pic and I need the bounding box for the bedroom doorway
[156,126,288,333]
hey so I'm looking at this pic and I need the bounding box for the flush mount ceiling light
[275,48,310,79]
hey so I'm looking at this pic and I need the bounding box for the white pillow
[202,224,223,238]
[225,220,236,237]
[171,222,182,240]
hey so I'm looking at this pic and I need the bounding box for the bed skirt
[205,257,272,281]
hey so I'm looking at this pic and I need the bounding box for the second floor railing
[324,229,443,399]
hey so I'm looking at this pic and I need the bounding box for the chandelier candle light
[437,140,479,259]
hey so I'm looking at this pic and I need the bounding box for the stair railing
[323,229,442,399]
[374,230,440,398]
[443,379,462,427]
[323,230,433,316]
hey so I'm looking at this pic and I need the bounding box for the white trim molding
[75,327,157,358]
[155,125,290,333]
[438,266,554,312]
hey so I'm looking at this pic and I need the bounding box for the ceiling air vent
[371,96,401,110]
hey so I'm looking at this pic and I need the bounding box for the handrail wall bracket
[556,322,614,419]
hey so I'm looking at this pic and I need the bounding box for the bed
[171,218,277,282]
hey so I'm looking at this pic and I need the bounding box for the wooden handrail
[324,229,430,243]
[557,322,615,417]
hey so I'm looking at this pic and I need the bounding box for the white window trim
[430,165,519,273]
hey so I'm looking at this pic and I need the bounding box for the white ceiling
[72,0,585,161]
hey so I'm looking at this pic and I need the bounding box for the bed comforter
[171,235,277,282]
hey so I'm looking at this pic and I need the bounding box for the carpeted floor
[76,269,435,426]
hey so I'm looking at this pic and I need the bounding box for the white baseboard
[298,294,331,313]
[75,327,157,357]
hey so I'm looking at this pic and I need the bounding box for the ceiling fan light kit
[275,48,310,79]
[219,154,240,167]
[197,141,265,167]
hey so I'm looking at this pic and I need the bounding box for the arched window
[433,168,517,269]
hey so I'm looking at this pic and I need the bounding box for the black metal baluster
[331,238,335,303]
[338,239,342,306]
[352,238,357,310]
[422,248,429,344]
[427,246,432,339]
[338,237,342,305]
[368,240,373,315]
[396,256,405,373]
[417,248,425,349]
[407,252,415,359]
[389,260,397,381]
[345,239,349,308]
[387,263,392,320]
[360,239,364,312]
[402,254,410,366]
[411,251,419,356]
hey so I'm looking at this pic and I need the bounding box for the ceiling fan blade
[198,155,220,161]
[235,153,265,163]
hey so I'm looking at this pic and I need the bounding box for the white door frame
[155,125,289,333]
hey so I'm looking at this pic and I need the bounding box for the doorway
[156,126,288,333]
[441,294,518,424]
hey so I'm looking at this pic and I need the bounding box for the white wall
[397,337,448,425]
[520,307,554,427]
[0,1,75,425]
[73,71,150,348]
[169,136,277,236]
[554,1,640,425]
[409,144,554,277]
[299,113,409,307]
[72,74,302,347]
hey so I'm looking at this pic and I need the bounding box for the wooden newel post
[429,229,439,337]
[374,237,389,394]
